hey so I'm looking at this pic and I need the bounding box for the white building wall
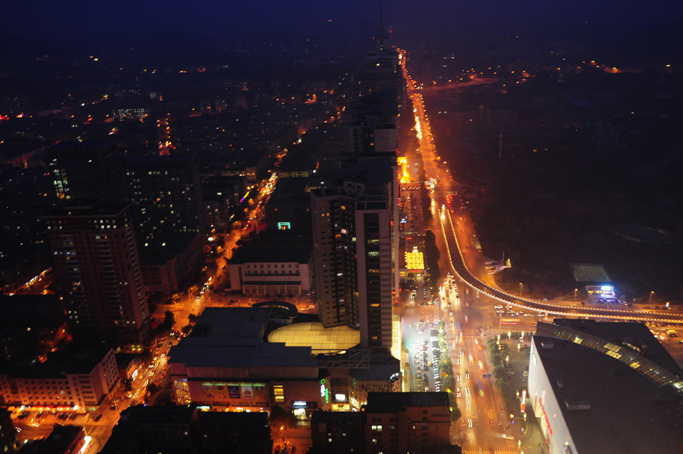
[528,338,578,454]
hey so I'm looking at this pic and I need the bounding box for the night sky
[2,0,682,52]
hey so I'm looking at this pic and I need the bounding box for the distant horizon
[2,0,682,56]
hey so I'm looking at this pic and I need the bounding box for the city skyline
[1,3,683,454]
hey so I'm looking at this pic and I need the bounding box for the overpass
[438,207,683,324]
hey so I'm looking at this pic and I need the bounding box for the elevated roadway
[438,206,683,324]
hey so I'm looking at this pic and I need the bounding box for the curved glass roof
[268,322,360,354]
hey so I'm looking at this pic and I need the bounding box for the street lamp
[649,291,654,305]
[519,283,523,297]
[573,288,577,302]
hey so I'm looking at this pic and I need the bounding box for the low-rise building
[139,232,204,295]
[0,345,119,412]
[115,354,141,381]
[101,405,272,454]
[167,307,400,416]
[228,236,313,296]
[197,411,271,454]
[311,392,453,454]
[169,308,320,412]
[19,424,85,454]
[102,405,197,454]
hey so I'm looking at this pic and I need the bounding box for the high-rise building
[357,21,403,99]
[311,187,359,328]
[47,141,126,203]
[124,154,205,245]
[346,89,399,156]
[44,202,150,346]
[311,156,398,349]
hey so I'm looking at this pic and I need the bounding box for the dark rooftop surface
[230,236,312,264]
[167,307,318,369]
[364,392,450,413]
[188,307,273,338]
[9,344,113,378]
[552,318,683,374]
[44,201,130,218]
[310,410,362,425]
[533,320,683,454]
[20,424,84,454]
[334,155,395,186]
[198,410,269,429]
[120,405,196,424]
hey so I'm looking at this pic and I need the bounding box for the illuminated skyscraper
[312,156,398,349]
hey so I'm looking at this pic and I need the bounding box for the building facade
[228,238,313,296]
[124,154,206,245]
[311,392,452,454]
[311,157,399,350]
[44,203,150,346]
[47,141,126,204]
[311,188,359,328]
[0,346,119,412]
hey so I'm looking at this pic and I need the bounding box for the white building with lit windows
[528,320,683,454]
[0,346,119,413]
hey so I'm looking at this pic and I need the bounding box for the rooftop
[364,392,450,413]
[168,341,316,369]
[10,344,113,379]
[533,321,683,454]
[334,155,395,186]
[570,263,611,283]
[230,236,312,264]
[20,424,84,454]
[44,201,130,219]
[168,307,318,370]
[120,404,196,425]
[188,307,272,338]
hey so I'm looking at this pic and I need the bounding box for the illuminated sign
[293,401,307,407]
[601,285,613,292]
[320,379,330,404]
[521,389,527,413]
[538,399,553,436]
[277,222,291,230]
[335,394,346,402]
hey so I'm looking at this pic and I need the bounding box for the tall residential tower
[45,202,150,347]
[311,156,398,349]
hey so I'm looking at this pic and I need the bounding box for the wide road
[407,72,515,453]
[406,61,683,324]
